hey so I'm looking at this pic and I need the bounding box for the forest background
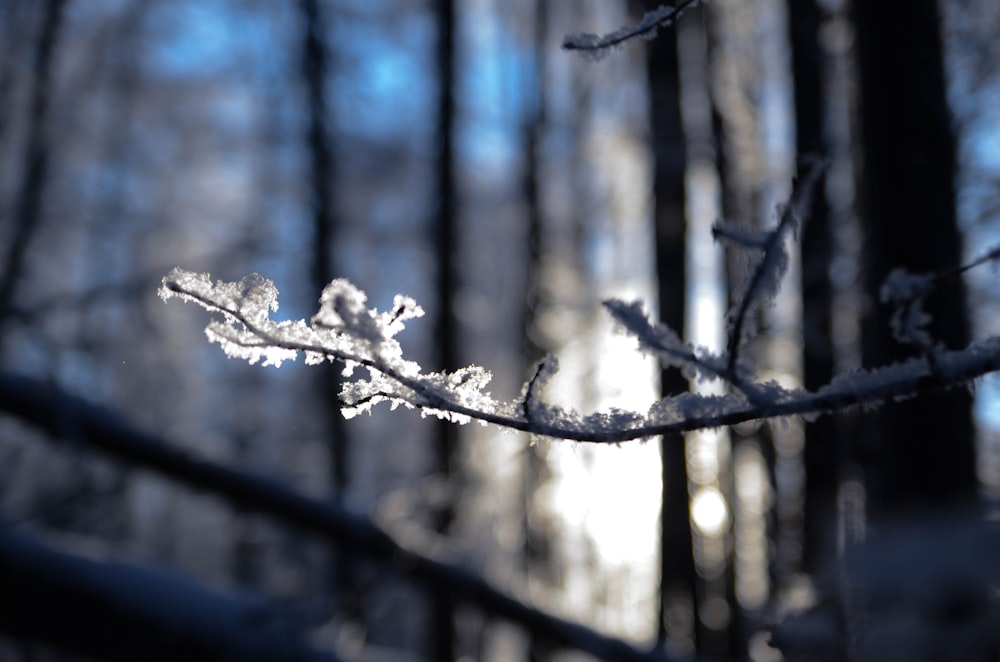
[1,0,1000,660]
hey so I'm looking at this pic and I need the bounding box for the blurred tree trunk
[788,0,839,575]
[0,0,68,347]
[297,0,355,620]
[521,1,556,660]
[703,2,752,655]
[432,0,458,658]
[851,0,977,514]
[0,3,29,156]
[645,6,699,655]
[522,0,546,372]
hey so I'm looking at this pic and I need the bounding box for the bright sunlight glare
[691,486,729,536]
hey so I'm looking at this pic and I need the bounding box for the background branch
[0,371,676,662]
[0,524,339,662]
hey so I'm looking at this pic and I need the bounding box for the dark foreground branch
[0,525,338,662]
[0,372,674,662]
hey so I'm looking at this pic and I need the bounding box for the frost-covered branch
[882,244,1000,357]
[159,269,517,427]
[715,161,825,374]
[159,255,1000,444]
[562,0,705,61]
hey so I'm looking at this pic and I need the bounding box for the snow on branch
[603,299,727,383]
[159,268,508,426]
[715,161,825,373]
[881,269,939,354]
[562,0,705,61]
[160,226,1000,443]
[882,244,1000,357]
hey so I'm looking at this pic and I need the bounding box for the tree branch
[0,371,676,662]
[0,524,339,662]
[161,272,1000,444]
[717,161,825,373]
[562,0,705,60]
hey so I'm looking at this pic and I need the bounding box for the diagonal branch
[720,162,825,373]
[0,524,339,662]
[0,371,677,662]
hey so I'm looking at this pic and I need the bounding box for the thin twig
[562,0,704,59]
[725,163,825,373]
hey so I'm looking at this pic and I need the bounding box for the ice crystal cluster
[159,269,506,425]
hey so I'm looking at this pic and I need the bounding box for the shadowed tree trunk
[432,0,458,657]
[645,5,699,655]
[852,0,977,515]
[788,0,840,576]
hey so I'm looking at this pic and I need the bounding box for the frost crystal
[604,298,728,383]
[160,269,506,424]
[880,269,938,351]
